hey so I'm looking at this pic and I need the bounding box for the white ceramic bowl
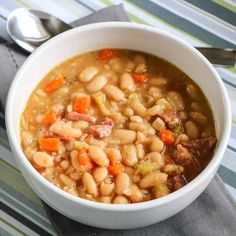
[6,22,231,229]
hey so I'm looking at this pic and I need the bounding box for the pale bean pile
[21,49,217,204]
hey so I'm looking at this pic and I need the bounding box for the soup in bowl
[6,22,231,229]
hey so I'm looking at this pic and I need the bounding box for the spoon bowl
[7,8,71,53]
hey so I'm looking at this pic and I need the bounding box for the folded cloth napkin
[0,4,236,236]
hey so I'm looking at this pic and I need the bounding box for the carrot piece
[73,96,90,114]
[108,163,123,176]
[132,73,148,83]
[164,155,175,165]
[159,129,175,145]
[38,138,60,152]
[43,75,65,93]
[43,110,57,126]
[77,149,94,169]
[99,49,119,61]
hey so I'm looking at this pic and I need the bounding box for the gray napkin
[0,4,236,236]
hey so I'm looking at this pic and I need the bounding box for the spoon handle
[196,47,236,67]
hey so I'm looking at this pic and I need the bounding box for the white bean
[113,196,128,204]
[145,152,164,169]
[89,138,106,149]
[82,172,98,196]
[148,87,162,99]
[131,102,147,117]
[59,174,76,189]
[105,148,122,164]
[93,167,108,183]
[136,144,145,159]
[149,137,164,152]
[186,84,199,100]
[162,164,184,175]
[100,182,115,196]
[135,63,147,73]
[89,145,109,167]
[115,173,131,196]
[185,121,199,139]
[79,66,98,82]
[103,84,125,102]
[122,145,138,167]
[112,129,136,144]
[72,121,89,130]
[120,73,136,91]
[130,115,143,123]
[190,112,208,126]
[130,184,143,202]
[50,121,82,139]
[33,152,54,167]
[167,91,185,111]
[140,172,168,188]
[21,131,33,146]
[86,75,108,92]
[98,196,112,203]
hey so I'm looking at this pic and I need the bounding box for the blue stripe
[185,0,236,26]
[218,165,236,189]
[228,145,236,153]
[128,0,236,47]
[73,0,95,12]
[222,78,236,89]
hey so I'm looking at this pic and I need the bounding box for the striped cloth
[0,0,235,235]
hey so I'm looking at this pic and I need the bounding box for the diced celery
[135,160,158,175]
[74,141,88,150]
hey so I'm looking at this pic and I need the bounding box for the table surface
[0,0,235,235]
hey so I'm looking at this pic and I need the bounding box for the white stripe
[24,0,89,23]
[0,211,40,236]
[229,137,236,149]
[178,0,236,30]
[1,197,56,236]
[221,149,236,172]
[150,0,236,45]
[0,189,53,230]
[109,0,205,46]
[216,68,236,87]
[0,6,10,18]
[78,0,102,11]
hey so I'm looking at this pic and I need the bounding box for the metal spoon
[7,8,236,66]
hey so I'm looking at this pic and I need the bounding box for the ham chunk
[180,137,217,157]
[89,118,114,138]
[67,111,97,123]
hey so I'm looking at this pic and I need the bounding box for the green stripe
[127,0,235,47]
[213,0,236,13]
[1,218,26,236]
[0,182,48,219]
[14,0,30,7]
[1,189,53,232]
[0,160,43,206]
[185,0,236,26]
[218,165,236,189]
[0,129,11,150]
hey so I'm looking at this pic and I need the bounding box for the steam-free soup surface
[21,49,217,204]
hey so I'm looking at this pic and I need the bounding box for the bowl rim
[6,22,232,212]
